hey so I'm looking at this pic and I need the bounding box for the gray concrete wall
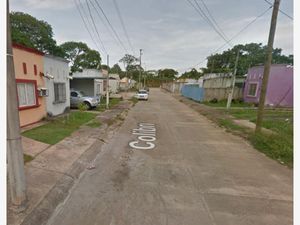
[44,55,70,116]
[70,79,94,96]
[202,74,245,101]
[162,82,186,93]
[203,86,243,101]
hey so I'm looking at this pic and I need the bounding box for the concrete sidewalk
[8,100,133,225]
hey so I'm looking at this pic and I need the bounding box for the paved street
[47,88,292,225]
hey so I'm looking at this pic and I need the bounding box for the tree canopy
[204,43,293,75]
[10,11,63,56]
[110,63,122,74]
[180,68,202,79]
[119,54,139,71]
[158,69,178,80]
[60,41,101,73]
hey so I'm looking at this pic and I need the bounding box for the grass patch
[180,95,293,167]
[249,133,293,167]
[218,118,248,132]
[226,108,293,167]
[86,120,102,128]
[202,99,253,107]
[22,112,97,145]
[128,97,138,105]
[24,154,34,163]
[96,98,122,111]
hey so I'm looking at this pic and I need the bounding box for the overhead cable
[73,0,103,54]
[112,0,135,55]
[183,6,273,71]
[93,0,128,53]
[263,0,293,20]
[85,0,108,55]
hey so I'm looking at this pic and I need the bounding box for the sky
[10,0,293,74]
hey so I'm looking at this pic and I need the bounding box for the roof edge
[12,43,44,56]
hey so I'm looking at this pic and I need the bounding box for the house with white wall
[70,69,106,97]
[108,74,120,93]
[44,55,70,116]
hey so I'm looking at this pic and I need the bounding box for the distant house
[119,77,135,90]
[12,43,47,127]
[108,74,120,93]
[243,64,293,107]
[70,69,105,97]
[44,55,70,116]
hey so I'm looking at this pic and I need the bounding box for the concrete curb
[17,101,133,225]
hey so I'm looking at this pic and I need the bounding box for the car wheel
[84,102,92,110]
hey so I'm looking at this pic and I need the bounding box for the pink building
[12,43,47,127]
[243,64,293,107]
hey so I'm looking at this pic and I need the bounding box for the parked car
[135,89,149,101]
[70,90,100,109]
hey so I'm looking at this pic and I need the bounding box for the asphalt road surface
[47,88,292,225]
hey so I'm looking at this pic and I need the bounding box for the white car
[135,90,149,100]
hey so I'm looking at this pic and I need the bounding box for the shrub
[209,98,218,103]
[78,102,89,111]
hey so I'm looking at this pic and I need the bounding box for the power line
[85,0,108,55]
[186,0,232,47]
[198,0,229,41]
[182,5,273,71]
[88,0,125,53]
[93,0,128,53]
[112,0,135,55]
[74,0,103,54]
[262,0,293,20]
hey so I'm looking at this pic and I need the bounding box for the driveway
[47,88,292,225]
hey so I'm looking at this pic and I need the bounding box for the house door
[95,81,103,97]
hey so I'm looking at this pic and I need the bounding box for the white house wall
[109,79,119,93]
[44,55,70,116]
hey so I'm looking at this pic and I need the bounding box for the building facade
[243,64,293,107]
[44,55,70,116]
[71,69,105,97]
[12,43,47,127]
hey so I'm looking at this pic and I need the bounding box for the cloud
[10,0,293,72]
[23,0,75,10]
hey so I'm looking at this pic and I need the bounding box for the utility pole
[143,63,146,88]
[7,0,27,209]
[226,50,240,109]
[255,0,280,133]
[139,49,142,89]
[106,54,109,109]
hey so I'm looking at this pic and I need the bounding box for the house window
[34,65,37,75]
[54,83,66,103]
[247,83,258,97]
[16,80,38,108]
[22,63,27,74]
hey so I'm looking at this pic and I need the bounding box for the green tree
[127,64,144,81]
[180,68,202,79]
[158,68,178,80]
[110,63,122,73]
[119,54,139,71]
[60,41,101,73]
[206,43,293,75]
[10,11,61,55]
[100,64,110,71]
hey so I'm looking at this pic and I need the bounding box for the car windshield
[138,90,147,94]
[79,91,87,96]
